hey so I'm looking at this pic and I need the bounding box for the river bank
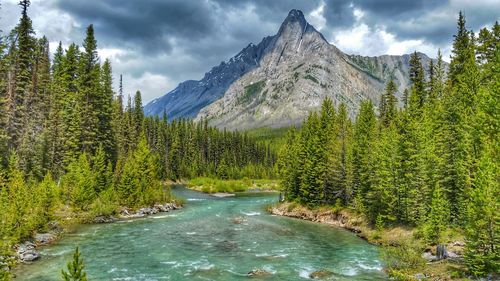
[13,186,386,280]
[268,202,469,280]
[2,201,181,278]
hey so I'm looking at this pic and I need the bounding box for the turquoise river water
[14,186,386,280]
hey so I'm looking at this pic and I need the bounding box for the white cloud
[308,1,326,31]
[120,72,174,104]
[330,5,448,60]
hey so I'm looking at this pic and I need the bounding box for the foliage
[0,2,276,276]
[277,14,499,276]
[240,80,266,103]
[61,247,87,281]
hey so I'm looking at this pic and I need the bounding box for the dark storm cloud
[344,0,497,45]
[38,0,498,102]
[56,0,218,54]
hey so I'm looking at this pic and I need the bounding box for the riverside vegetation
[277,13,498,279]
[0,1,275,279]
[0,1,497,280]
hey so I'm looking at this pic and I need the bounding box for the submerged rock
[232,217,246,224]
[309,269,334,279]
[247,268,272,277]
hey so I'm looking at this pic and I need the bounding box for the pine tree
[62,153,96,210]
[298,112,324,205]
[62,43,82,165]
[328,103,353,205]
[380,78,398,128]
[278,127,301,200]
[369,123,399,224]
[438,13,479,223]
[44,42,66,177]
[423,183,449,244]
[449,11,471,84]
[92,145,112,194]
[5,0,35,151]
[464,143,499,277]
[408,52,426,116]
[33,172,58,232]
[78,24,100,154]
[352,100,377,205]
[133,90,144,143]
[98,59,116,162]
[5,153,31,241]
[61,247,88,281]
[112,74,125,157]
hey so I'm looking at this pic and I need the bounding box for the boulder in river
[247,268,272,277]
[16,242,39,262]
[309,269,335,279]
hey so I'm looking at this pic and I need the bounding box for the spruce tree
[78,24,100,155]
[5,0,35,150]
[464,143,499,277]
[352,100,377,205]
[98,59,116,162]
[61,247,88,281]
[423,183,449,244]
[380,78,398,127]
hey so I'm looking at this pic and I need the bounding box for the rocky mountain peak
[146,8,441,130]
[277,9,318,38]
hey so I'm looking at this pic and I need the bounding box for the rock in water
[309,269,334,279]
[247,269,272,277]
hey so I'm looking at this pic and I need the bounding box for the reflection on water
[14,186,385,280]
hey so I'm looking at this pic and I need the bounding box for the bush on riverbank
[188,177,279,193]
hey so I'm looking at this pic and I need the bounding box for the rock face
[144,39,271,119]
[145,9,439,129]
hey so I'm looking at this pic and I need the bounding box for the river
[14,186,385,280]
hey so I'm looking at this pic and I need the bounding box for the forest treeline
[278,13,498,277]
[0,1,275,274]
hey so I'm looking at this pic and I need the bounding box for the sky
[1,0,498,103]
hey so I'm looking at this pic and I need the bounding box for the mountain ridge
[145,9,439,129]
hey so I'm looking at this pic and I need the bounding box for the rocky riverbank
[268,202,366,238]
[5,202,181,270]
[93,202,181,223]
[269,202,468,280]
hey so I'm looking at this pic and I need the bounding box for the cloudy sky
[1,0,498,103]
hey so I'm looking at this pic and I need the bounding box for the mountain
[145,9,438,129]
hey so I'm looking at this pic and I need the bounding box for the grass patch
[239,80,266,104]
[187,177,279,193]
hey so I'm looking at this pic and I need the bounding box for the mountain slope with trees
[0,2,275,278]
[277,13,499,279]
